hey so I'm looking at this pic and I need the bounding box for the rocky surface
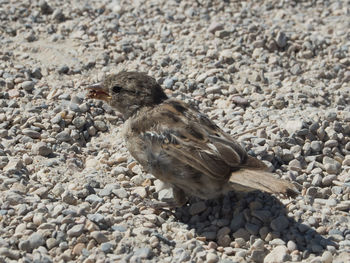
[0,0,349,262]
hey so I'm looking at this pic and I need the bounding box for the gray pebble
[232,228,250,241]
[22,128,41,139]
[113,188,129,199]
[33,142,52,156]
[91,231,108,243]
[270,215,289,232]
[276,31,287,48]
[264,245,290,263]
[101,242,114,253]
[61,191,77,205]
[21,81,35,92]
[94,120,108,131]
[56,130,71,142]
[189,201,206,215]
[29,232,45,251]
[163,78,174,89]
[134,247,152,259]
[86,194,103,203]
[67,224,84,237]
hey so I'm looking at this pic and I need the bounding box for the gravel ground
[0,0,350,262]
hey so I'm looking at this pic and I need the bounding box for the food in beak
[86,84,111,100]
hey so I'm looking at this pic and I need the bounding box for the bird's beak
[86,82,111,101]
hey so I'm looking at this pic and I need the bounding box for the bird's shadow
[171,191,336,258]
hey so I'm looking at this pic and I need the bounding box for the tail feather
[229,169,298,198]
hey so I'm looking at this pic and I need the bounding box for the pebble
[94,120,108,131]
[86,194,103,203]
[67,224,84,237]
[134,247,152,259]
[287,240,297,251]
[91,231,108,243]
[189,201,207,215]
[270,215,289,232]
[56,130,71,142]
[264,245,290,263]
[22,128,41,139]
[232,228,250,241]
[32,142,52,156]
[206,252,219,263]
[28,232,45,251]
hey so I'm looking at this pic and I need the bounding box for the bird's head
[86,71,168,118]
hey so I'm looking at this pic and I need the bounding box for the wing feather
[140,99,260,181]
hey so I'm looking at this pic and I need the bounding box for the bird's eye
[112,85,122,93]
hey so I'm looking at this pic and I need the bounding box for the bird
[86,71,298,207]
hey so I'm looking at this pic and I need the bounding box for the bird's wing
[141,99,267,181]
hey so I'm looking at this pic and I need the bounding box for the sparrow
[87,71,298,207]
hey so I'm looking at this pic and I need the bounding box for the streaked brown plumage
[87,71,298,207]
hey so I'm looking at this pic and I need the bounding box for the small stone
[322,174,336,186]
[324,139,338,148]
[206,252,219,263]
[46,238,58,249]
[72,243,85,256]
[52,9,65,22]
[264,245,290,263]
[134,247,152,259]
[306,187,318,197]
[208,22,224,34]
[231,96,249,106]
[72,116,86,129]
[310,141,322,152]
[291,64,301,75]
[62,191,77,205]
[270,215,289,232]
[113,188,128,199]
[21,81,35,92]
[325,111,337,121]
[252,239,265,250]
[94,120,108,131]
[67,224,84,237]
[215,30,230,38]
[321,251,333,263]
[22,154,33,165]
[25,31,36,42]
[323,157,341,174]
[18,239,31,252]
[39,0,53,14]
[189,201,206,215]
[0,156,9,169]
[133,187,147,198]
[3,159,25,174]
[32,142,52,156]
[28,232,45,251]
[22,128,41,139]
[91,231,108,244]
[56,130,71,142]
[158,188,174,202]
[276,31,287,48]
[220,49,234,64]
[312,174,323,186]
[287,240,297,251]
[289,159,302,172]
[163,78,174,89]
[101,242,113,253]
[86,194,103,203]
[58,65,69,74]
[251,210,271,224]
[217,234,231,247]
[0,247,20,260]
[232,228,250,241]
